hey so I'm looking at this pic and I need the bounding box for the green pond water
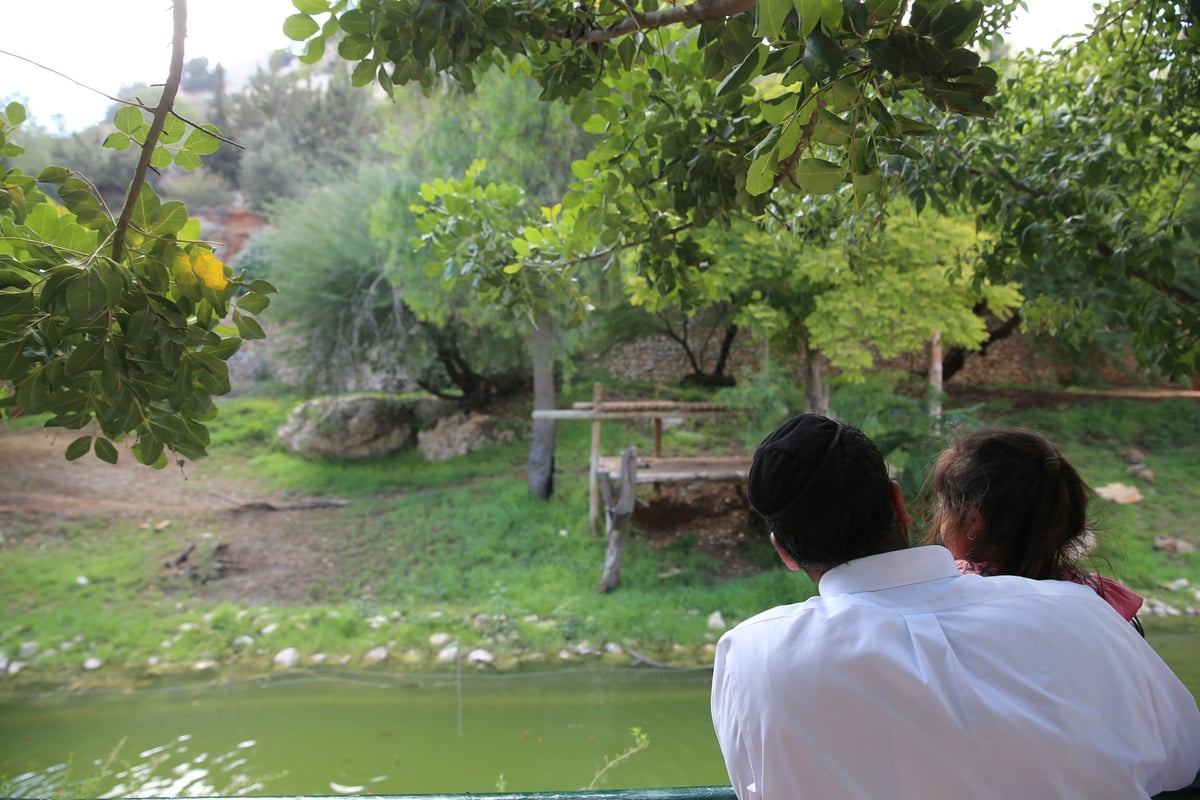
[3,631,1199,798]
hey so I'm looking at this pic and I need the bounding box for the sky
[1,0,295,133]
[1,0,1097,134]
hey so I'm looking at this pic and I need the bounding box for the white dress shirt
[711,546,1200,799]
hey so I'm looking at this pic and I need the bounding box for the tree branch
[568,0,757,43]
[112,0,187,263]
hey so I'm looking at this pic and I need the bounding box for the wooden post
[599,447,638,593]
[653,417,663,458]
[588,382,604,535]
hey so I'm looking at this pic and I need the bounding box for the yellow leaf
[190,250,228,291]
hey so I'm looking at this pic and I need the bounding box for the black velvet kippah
[747,414,844,522]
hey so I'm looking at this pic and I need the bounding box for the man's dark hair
[747,414,899,571]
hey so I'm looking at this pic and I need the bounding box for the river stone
[8,661,25,675]
[467,649,494,665]
[417,412,515,462]
[18,641,38,659]
[277,395,419,460]
[82,657,102,671]
[436,644,459,663]
[274,647,301,668]
[363,646,388,663]
[428,632,452,647]
[707,611,727,631]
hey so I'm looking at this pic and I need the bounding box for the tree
[292,0,1200,379]
[623,206,1020,412]
[0,0,273,465]
[227,64,383,208]
[898,1,1200,375]
[375,72,597,498]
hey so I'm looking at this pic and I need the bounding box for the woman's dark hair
[927,428,1093,581]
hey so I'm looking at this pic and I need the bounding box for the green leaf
[805,31,844,73]
[351,58,376,87]
[113,106,144,135]
[796,0,823,39]
[147,201,189,236]
[716,45,766,98]
[747,149,779,196]
[236,292,271,314]
[103,132,132,151]
[66,339,105,375]
[159,114,186,144]
[302,35,327,65]
[792,158,847,194]
[5,101,26,125]
[582,114,609,135]
[94,437,119,464]
[292,0,329,12]
[233,309,266,340]
[0,340,34,380]
[173,150,202,171]
[338,35,373,60]
[150,146,172,169]
[820,0,842,31]
[37,166,71,183]
[283,13,320,40]
[757,0,793,38]
[124,308,154,344]
[65,435,92,461]
[183,125,222,156]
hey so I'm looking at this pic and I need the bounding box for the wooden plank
[595,456,751,484]
[532,409,731,421]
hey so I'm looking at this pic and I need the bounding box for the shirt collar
[818,546,960,596]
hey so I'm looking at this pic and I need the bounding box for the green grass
[2,389,1199,686]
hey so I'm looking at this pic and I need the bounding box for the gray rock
[428,632,452,647]
[363,646,388,663]
[277,396,420,460]
[273,647,301,668]
[467,649,494,665]
[82,657,102,671]
[18,641,38,659]
[418,412,516,462]
[707,611,727,631]
[436,644,459,663]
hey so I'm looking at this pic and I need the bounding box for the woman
[927,427,1144,631]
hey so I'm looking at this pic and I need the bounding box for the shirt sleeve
[711,634,761,800]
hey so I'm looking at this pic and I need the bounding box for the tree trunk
[599,447,638,593]
[929,330,944,421]
[803,344,830,415]
[527,312,557,499]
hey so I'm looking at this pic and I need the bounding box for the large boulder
[278,395,425,460]
[418,412,516,462]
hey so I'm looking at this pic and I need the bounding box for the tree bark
[599,447,638,593]
[527,312,557,499]
[803,343,830,416]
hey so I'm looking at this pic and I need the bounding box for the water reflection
[0,667,723,797]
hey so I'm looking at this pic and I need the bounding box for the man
[711,414,1200,799]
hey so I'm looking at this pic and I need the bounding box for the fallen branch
[627,648,671,669]
[210,492,350,513]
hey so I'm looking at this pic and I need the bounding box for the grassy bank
[2,384,1199,689]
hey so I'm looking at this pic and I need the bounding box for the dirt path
[0,427,354,604]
